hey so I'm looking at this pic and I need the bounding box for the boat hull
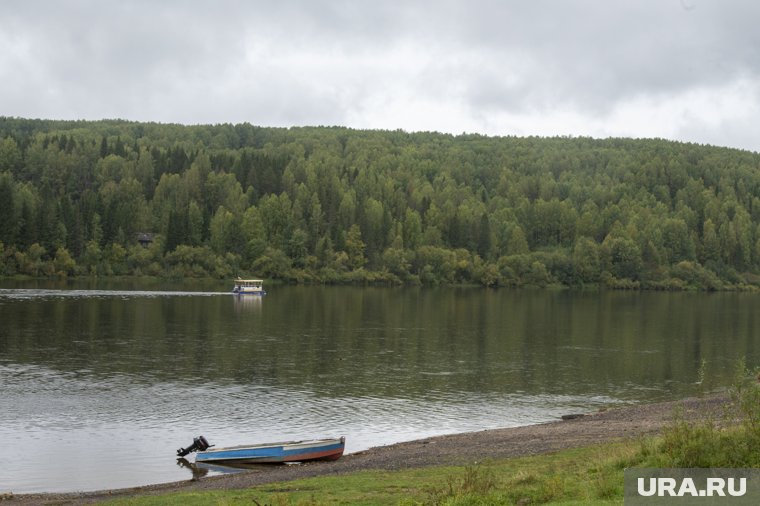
[233,288,266,295]
[195,437,345,464]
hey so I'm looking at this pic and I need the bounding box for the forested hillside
[1,117,760,289]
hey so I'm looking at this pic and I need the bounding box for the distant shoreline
[11,393,729,505]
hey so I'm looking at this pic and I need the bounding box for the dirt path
[8,394,729,505]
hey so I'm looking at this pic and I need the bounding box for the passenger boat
[232,278,266,295]
[178,436,345,464]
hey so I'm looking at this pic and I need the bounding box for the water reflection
[177,456,305,480]
[176,458,209,480]
[232,294,263,313]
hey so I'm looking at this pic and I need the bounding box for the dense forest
[2,117,760,290]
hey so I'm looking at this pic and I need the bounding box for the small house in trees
[136,233,155,248]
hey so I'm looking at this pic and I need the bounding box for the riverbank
[9,393,730,505]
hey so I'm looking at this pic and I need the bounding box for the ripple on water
[0,289,229,300]
[2,361,625,493]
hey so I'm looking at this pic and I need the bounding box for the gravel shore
[8,393,729,505]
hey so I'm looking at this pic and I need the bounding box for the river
[1,280,758,493]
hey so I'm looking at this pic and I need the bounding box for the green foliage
[572,237,601,284]
[53,247,77,276]
[643,359,760,468]
[382,246,411,279]
[0,173,17,245]
[496,254,554,287]
[252,247,292,278]
[3,117,760,287]
[345,224,367,270]
[164,245,233,278]
[602,235,642,281]
[670,260,723,290]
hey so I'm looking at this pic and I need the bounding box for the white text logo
[637,477,746,497]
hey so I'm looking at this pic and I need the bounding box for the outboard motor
[177,435,212,457]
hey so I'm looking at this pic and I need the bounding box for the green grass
[102,443,640,505]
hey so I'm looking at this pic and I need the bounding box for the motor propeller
[177,435,212,457]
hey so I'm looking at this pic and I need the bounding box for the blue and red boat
[178,436,345,464]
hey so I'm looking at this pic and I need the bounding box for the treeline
[1,117,760,289]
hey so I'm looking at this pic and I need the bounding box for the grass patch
[637,358,760,469]
[103,444,640,505]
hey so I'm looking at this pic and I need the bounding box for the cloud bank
[2,0,759,151]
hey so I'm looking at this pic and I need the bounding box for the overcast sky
[2,1,759,151]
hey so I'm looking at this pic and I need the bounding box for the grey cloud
[448,1,760,113]
[1,0,760,150]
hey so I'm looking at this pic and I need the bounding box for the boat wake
[0,289,229,300]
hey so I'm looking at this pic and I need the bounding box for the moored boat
[232,278,266,295]
[178,436,345,464]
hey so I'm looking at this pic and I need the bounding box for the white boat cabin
[233,278,266,295]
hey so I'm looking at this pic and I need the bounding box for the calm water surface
[1,281,759,493]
